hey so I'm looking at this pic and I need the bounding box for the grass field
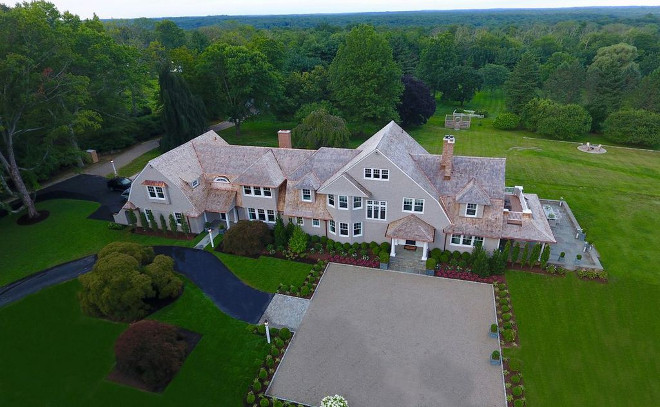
[113,148,161,178]
[0,278,267,406]
[0,200,196,286]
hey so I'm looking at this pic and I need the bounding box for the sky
[40,0,660,19]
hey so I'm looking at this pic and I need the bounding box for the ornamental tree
[292,109,350,149]
[222,220,273,256]
[397,75,436,127]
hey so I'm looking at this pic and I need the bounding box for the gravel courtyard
[267,264,504,407]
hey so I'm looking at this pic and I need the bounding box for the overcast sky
[38,1,660,19]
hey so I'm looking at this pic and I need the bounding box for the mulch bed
[106,327,202,393]
[16,210,50,225]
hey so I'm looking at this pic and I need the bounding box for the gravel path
[258,294,310,331]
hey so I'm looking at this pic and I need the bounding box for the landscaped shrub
[320,395,349,407]
[259,367,268,379]
[168,214,178,235]
[126,210,138,228]
[222,220,273,256]
[509,358,522,372]
[502,329,516,343]
[320,236,328,245]
[511,374,521,384]
[246,392,256,404]
[490,324,498,333]
[471,244,490,277]
[499,298,508,305]
[503,322,513,329]
[274,337,285,349]
[379,251,390,264]
[425,258,437,270]
[139,211,149,230]
[79,243,182,322]
[107,222,126,230]
[502,313,512,321]
[490,249,506,275]
[514,399,525,407]
[528,243,541,267]
[300,285,310,296]
[114,320,187,388]
[430,248,442,261]
[501,305,510,313]
[493,112,520,130]
[512,386,523,397]
[266,355,274,368]
[511,243,521,264]
[253,379,262,392]
[271,346,280,357]
[288,225,308,257]
[159,214,168,233]
[520,243,529,266]
[380,241,391,253]
[491,350,500,360]
[279,327,292,340]
[260,397,270,407]
[603,108,660,147]
[439,253,449,264]
[274,216,287,248]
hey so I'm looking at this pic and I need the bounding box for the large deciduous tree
[292,109,350,149]
[328,25,403,125]
[439,65,482,106]
[543,60,585,105]
[416,33,456,95]
[196,43,281,136]
[479,64,509,91]
[159,69,207,151]
[504,52,540,115]
[397,75,436,127]
[586,43,641,131]
[603,109,660,148]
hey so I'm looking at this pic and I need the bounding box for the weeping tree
[159,69,207,152]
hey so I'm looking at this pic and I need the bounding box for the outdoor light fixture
[264,320,271,344]
[110,160,117,176]
[208,228,214,248]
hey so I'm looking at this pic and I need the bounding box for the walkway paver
[268,264,504,407]
[258,294,310,331]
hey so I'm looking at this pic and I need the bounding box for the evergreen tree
[540,244,551,269]
[159,214,168,234]
[159,69,207,151]
[502,240,512,263]
[511,242,521,264]
[520,243,529,266]
[274,216,287,248]
[417,33,457,95]
[169,214,178,236]
[180,216,190,235]
[148,211,158,231]
[139,212,149,231]
[328,25,403,125]
[471,244,490,277]
[529,243,542,268]
[504,52,540,114]
[543,60,585,105]
[126,210,137,228]
[292,109,350,149]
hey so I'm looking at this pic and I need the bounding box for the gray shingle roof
[456,179,492,205]
[501,193,556,243]
[386,214,435,242]
[233,150,286,187]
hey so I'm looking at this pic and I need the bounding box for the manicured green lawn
[504,271,660,407]
[0,278,267,406]
[218,115,296,147]
[111,148,161,178]
[210,251,311,293]
[0,199,196,286]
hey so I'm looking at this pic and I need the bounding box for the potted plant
[489,323,498,338]
[575,254,582,264]
[425,257,437,276]
[379,251,390,270]
[558,251,565,262]
[490,350,501,365]
[218,223,226,235]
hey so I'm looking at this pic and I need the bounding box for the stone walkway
[258,294,310,331]
[390,247,426,274]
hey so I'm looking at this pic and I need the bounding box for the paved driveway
[268,264,504,407]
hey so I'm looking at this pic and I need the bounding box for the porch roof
[205,189,236,213]
[385,215,435,243]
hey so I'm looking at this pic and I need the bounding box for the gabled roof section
[317,173,371,198]
[501,193,556,243]
[288,147,359,187]
[456,178,492,205]
[386,214,435,243]
[320,121,439,198]
[293,172,321,190]
[233,150,286,187]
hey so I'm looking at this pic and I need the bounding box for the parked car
[107,177,131,191]
[121,188,131,200]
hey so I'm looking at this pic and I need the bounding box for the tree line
[2,2,659,219]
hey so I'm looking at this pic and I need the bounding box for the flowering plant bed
[435,267,505,284]
[576,268,609,283]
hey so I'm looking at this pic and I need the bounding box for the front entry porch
[389,245,427,274]
[385,215,435,274]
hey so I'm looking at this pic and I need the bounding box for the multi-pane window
[147,186,165,199]
[339,222,349,236]
[312,219,320,228]
[145,209,153,220]
[302,189,312,202]
[327,194,335,207]
[366,200,387,220]
[353,222,363,237]
[403,197,424,213]
[450,234,484,247]
[338,195,348,209]
[243,186,252,195]
[466,203,478,217]
[353,196,362,209]
[253,186,262,196]
[329,220,336,234]
[248,208,275,223]
[297,217,304,226]
[257,209,267,221]
[174,212,184,225]
[263,187,272,197]
[247,208,257,220]
[267,210,275,223]
[364,168,389,180]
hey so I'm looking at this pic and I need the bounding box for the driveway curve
[1,246,273,324]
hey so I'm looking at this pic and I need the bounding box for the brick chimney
[441,135,455,180]
[278,130,292,149]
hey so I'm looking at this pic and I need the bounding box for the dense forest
[1,2,659,218]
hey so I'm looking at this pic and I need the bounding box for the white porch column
[225,213,230,230]
[540,242,546,260]
[233,207,238,223]
[203,212,208,223]
[421,242,428,261]
[390,239,396,257]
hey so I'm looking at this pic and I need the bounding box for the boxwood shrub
[511,374,521,384]
[512,386,523,397]
[279,327,292,340]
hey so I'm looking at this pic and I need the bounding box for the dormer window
[328,194,335,207]
[214,176,229,183]
[147,185,165,200]
[466,203,478,217]
[302,189,312,202]
[191,179,199,189]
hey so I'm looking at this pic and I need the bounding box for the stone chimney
[441,135,455,180]
[278,130,292,149]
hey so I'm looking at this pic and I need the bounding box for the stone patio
[541,199,603,270]
[267,264,505,407]
[258,294,310,331]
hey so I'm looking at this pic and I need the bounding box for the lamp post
[208,228,214,248]
[264,320,271,344]
[110,160,117,176]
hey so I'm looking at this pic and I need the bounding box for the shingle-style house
[115,121,555,259]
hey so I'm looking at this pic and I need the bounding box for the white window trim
[363,168,390,181]
[353,222,363,237]
[327,194,335,207]
[338,195,348,210]
[329,220,336,235]
[402,197,424,214]
[450,234,484,247]
[339,222,349,236]
[465,203,478,217]
[266,210,275,223]
[297,217,304,226]
[301,189,313,202]
[247,208,257,220]
[312,218,320,228]
[353,196,363,210]
[214,176,230,183]
[191,179,199,188]
[366,200,387,221]
[243,185,272,198]
[146,185,166,200]
[173,212,184,225]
